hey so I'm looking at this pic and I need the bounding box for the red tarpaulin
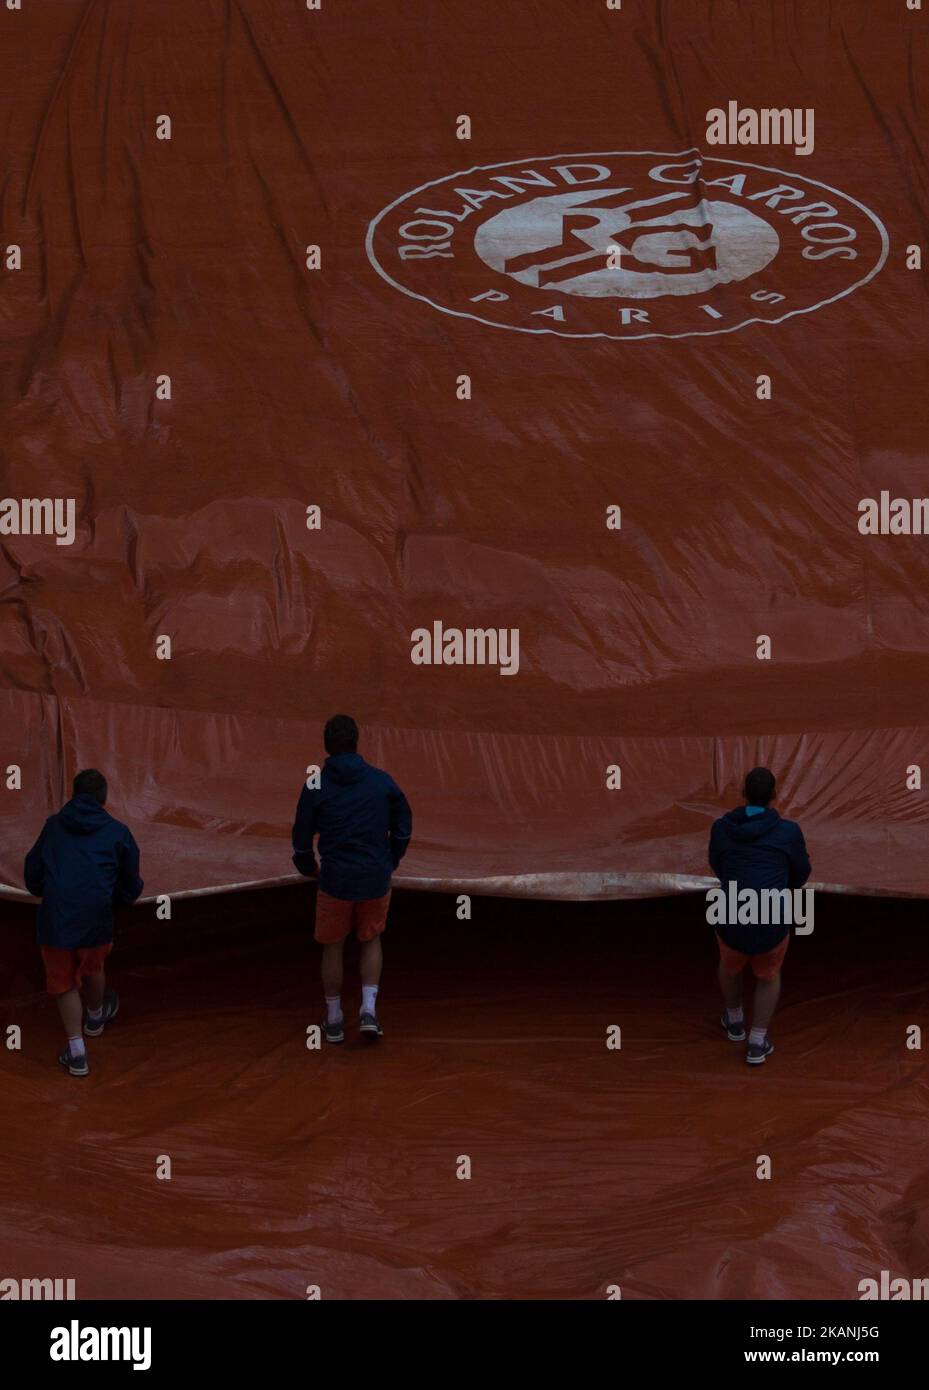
[1,0,927,903]
[1,888,927,1301]
[1,0,928,1308]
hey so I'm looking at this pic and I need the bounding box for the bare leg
[82,971,105,1013]
[321,941,345,1001]
[718,959,743,1014]
[56,988,83,1042]
[359,936,383,990]
[752,972,781,1031]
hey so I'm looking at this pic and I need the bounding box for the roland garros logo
[366,149,888,341]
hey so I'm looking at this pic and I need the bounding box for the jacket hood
[324,752,367,785]
[58,794,112,835]
[721,805,780,842]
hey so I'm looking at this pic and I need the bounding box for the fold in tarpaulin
[1,0,928,901]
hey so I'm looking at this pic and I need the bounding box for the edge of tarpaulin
[0,873,925,905]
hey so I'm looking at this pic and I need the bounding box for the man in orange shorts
[291,715,412,1045]
[24,769,143,1077]
[708,767,810,1065]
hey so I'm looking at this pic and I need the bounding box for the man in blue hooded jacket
[24,769,143,1076]
[708,767,810,1065]
[292,715,412,1045]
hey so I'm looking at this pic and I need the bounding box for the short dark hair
[73,768,107,804]
[324,715,358,756]
[743,766,776,807]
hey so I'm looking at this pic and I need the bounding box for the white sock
[749,1026,767,1046]
[325,996,342,1024]
[87,1006,103,1025]
[361,985,379,1015]
[68,1035,86,1059]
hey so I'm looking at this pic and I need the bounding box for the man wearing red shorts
[708,767,811,1065]
[292,716,412,1045]
[24,769,143,1077]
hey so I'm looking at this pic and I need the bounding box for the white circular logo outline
[365,147,890,342]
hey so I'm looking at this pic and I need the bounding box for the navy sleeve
[708,820,725,881]
[291,785,318,877]
[388,779,412,869]
[23,822,48,898]
[787,825,811,889]
[115,829,144,904]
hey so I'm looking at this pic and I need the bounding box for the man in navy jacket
[24,769,143,1076]
[708,767,810,1065]
[292,715,412,1045]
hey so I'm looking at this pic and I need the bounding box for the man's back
[709,806,810,892]
[293,752,412,900]
[24,795,143,948]
[709,805,811,951]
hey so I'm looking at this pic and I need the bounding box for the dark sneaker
[84,988,119,1037]
[323,1017,345,1045]
[721,1012,746,1042]
[58,1046,89,1078]
[359,1011,383,1042]
[746,1037,775,1065]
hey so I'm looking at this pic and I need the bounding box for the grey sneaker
[84,987,119,1037]
[58,1045,89,1077]
[359,1011,383,1042]
[746,1037,775,1065]
[323,1016,345,1045]
[721,1012,746,1042]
